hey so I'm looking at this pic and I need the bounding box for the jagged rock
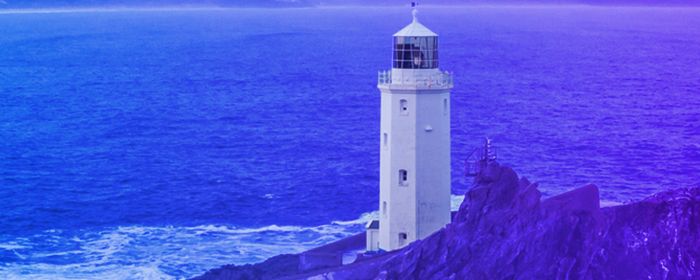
[193,163,700,280]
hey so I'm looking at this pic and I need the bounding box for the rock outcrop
[193,162,700,280]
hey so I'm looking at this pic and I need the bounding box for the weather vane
[411,1,418,22]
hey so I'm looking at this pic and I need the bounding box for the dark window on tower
[400,99,408,115]
[399,169,408,186]
[398,232,408,246]
[443,98,448,115]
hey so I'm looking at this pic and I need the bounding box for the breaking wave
[0,222,360,279]
[0,195,468,279]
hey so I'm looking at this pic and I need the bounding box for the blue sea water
[1,6,699,279]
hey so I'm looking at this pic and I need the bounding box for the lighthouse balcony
[377,70,453,90]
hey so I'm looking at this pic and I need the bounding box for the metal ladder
[465,137,497,177]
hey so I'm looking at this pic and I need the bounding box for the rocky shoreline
[193,162,699,279]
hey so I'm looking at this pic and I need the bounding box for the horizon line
[0,3,698,14]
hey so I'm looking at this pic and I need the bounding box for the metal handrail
[465,138,498,178]
[378,70,453,88]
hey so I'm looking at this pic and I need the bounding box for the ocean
[0,6,699,279]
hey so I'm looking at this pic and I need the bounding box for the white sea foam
[0,196,469,279]
[451,194,466,210]
[0,243,29,251]
[331,211,377,226]
[600,200,624,207]
[0,218,364,279]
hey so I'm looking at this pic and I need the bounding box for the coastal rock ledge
[193,163,700,280]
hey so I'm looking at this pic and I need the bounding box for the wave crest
[0,195,471,279]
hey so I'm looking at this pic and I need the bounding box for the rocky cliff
[194,162,699,279]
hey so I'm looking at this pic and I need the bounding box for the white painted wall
[366,228,379,251]
[377,68,452,251]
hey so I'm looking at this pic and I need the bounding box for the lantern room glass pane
[392,36,438,69]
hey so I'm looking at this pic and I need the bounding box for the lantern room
[392,12,439,70]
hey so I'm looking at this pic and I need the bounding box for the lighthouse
[366,6,454,252]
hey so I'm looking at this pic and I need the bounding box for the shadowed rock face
[194,163,700,280]
[192,254,300,280]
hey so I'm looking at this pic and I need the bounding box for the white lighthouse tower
[366,6,454,252]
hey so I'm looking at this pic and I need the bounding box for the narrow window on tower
[382,201,387,217]
[383,133,388,148]
[400,99,408,115]
[443,98,448,115]
[399,169,408,186]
